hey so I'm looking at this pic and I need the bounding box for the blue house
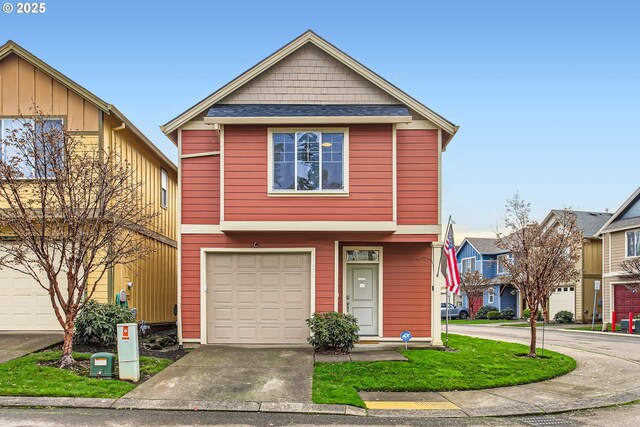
[456,237,520,316]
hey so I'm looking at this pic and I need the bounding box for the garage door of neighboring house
[549,286,575,318]
[205,252,311,344]
[614,285,640,317]
[0,259,61,331]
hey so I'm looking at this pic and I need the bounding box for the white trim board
[199,247,316,345]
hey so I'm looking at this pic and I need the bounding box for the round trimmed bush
[487,310,503,320]
[74,300,136,347]
[553,310,574,324]
[476,305,499,320]
[306,311,359,353]
[501,308,516,320]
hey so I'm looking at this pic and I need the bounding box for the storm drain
[518,416,580,427]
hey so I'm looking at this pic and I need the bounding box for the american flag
[443,225,461,295]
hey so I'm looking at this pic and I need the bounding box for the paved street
[1,404,640,426]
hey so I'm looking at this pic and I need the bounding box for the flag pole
[442,216,453,347]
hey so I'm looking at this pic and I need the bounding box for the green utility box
[90,352,116,379]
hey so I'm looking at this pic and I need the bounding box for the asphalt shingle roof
[465,237,507,255]
[601,216,640,233]
[551,210,612,238]
[205,104,411,118]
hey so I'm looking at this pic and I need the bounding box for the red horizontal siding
[223,124,393,222]
[181,233,434,341]
[397,129,439,225]
[382,243,432,337]
[181,130,220,224]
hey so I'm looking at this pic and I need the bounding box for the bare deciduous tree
[496,195,583,357]
[619,258,640,292]
[460,270,493,319]
[0,109,158,367]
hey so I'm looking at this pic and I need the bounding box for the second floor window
[1,118,63,178]
[497,254,511,275]
[160,168,168,208]
[627,230,640,257]
[272,131,344,192]
[461,257,475,274]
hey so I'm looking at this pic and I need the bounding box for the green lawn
[0,351,172,398]
[313,334,576,407]
[447,319,523,325]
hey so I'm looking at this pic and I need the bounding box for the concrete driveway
[0,332,63,363]
[125,346,314,403]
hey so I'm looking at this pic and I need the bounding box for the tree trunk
[529,312,538,357]
[60,319,75,368]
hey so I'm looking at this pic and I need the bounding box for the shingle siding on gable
[220,44,399,105]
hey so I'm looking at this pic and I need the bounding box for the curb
[1,392,639,418]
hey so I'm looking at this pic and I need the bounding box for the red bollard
[612,311,617,332]
[630,312,634,334]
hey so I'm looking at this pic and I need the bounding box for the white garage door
[549,286,576,319]
[0,266,61,331]
[205,252,311,344]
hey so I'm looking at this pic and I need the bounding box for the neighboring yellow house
[0,40,177,330]
[541,210,611,323]
[597,187,640,326]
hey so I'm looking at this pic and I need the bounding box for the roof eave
[203,115,412,125]
[162,30,457,139]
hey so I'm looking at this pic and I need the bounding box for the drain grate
[518,416,579,427]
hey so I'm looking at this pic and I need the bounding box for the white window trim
[0,117,64,179]
[461,257,475,274]
[497,254,509,275]
[267,127,349,196]
[626,229,640,258]
[160,168,168,209]
[488,292,495,304]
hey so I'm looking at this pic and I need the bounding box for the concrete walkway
[0,331,62,363]
[123,345,314,403]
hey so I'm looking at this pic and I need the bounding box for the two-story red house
[162,31,458,346]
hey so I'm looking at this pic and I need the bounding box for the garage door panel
[206,252,311,344]
[0,259,61,331]
[614,285,640,317]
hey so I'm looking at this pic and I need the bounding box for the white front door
[346,264,378,336]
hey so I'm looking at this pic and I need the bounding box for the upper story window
[497,254,512,275]
[626,230,640,257]
[461,257,475,274]
[160,168,168,208]
[270,129,347,194]
[0,118,63,178]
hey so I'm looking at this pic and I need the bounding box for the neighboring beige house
[541,210,611,323]
[597,188,640,326]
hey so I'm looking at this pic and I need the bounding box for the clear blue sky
[1,1,638,239]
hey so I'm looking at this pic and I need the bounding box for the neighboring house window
[627,230,640,257]
[497,254,512,275]
[0,118,63,178]
[487,290,495,304]
[160,168,168,208]
[461,257,475,274]
[271,130,345,192]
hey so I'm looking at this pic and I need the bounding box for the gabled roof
[460,237,508,256]
[0,40,176,172]
[542,210,612,238]
[597,187,640,235]
[161,30,458,145]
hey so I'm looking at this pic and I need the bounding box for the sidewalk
[0,343,639,418]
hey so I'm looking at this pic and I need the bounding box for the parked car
[441,303,469,320]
